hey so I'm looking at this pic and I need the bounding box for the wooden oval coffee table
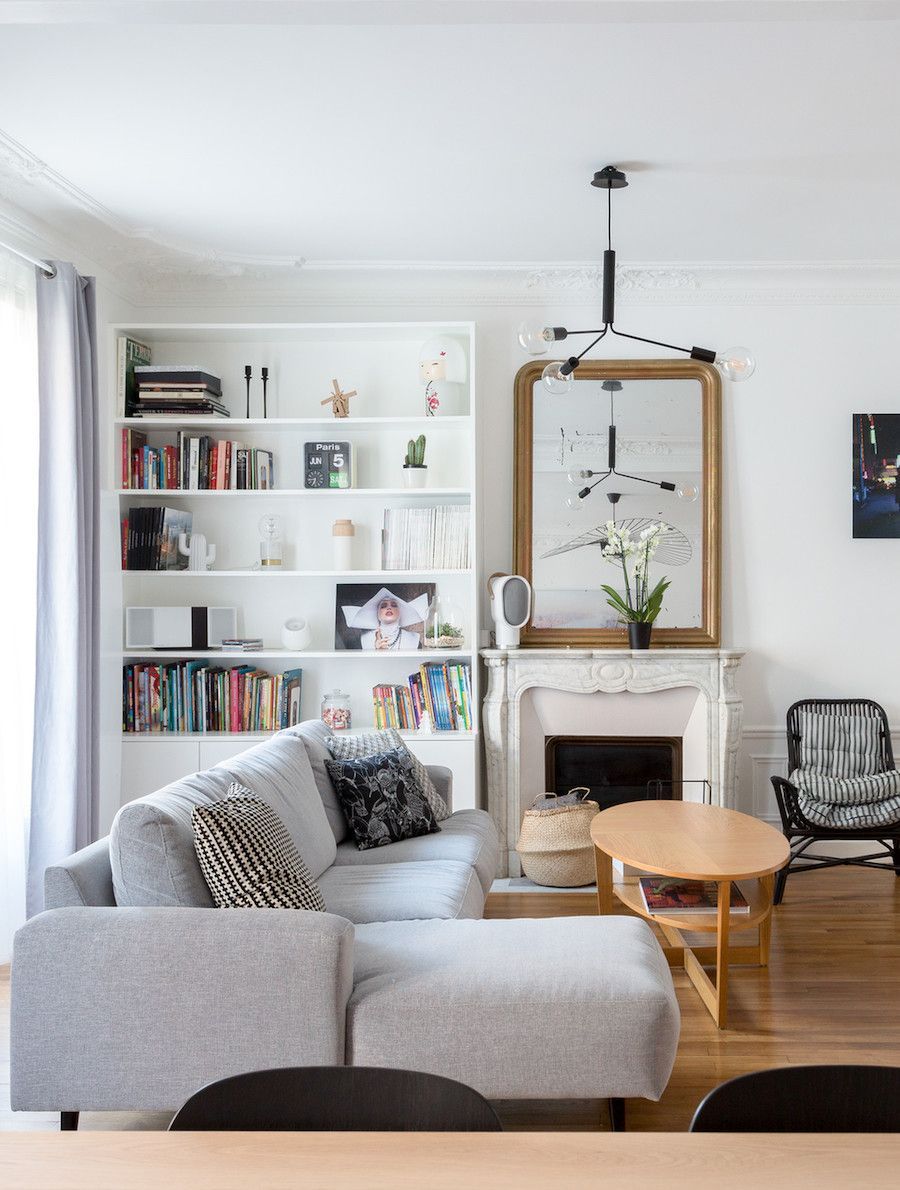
[591,801,789,1029]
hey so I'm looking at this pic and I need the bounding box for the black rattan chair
[771,698,900,903]
[690,1064,900,1132]
[168,1066,503,1131]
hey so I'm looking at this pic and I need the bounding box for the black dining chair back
[169,1065,503,1131]
[690,1065,900,1132]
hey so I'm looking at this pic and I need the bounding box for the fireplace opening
[545,735,683,811]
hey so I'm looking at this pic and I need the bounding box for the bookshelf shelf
[120,568,472,579]
[107,320,479,820]
[121,649,475,661]
[115,416,471,430]
[117,487,471,498]
[122,729,479,743]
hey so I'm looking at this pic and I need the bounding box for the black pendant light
[517,166,755,391]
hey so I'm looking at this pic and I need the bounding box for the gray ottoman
[348,915,680,1102]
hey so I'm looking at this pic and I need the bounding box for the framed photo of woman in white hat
[335,583,435,651]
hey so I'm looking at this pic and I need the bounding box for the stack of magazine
[382,506,470,570]
[638,878,750,915]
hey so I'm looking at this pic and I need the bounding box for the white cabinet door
[403,738,478,811]
[120,741,201,804]
[198,739,263,770]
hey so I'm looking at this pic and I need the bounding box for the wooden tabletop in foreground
[590,800,790,881]
[0,1132,896,1189]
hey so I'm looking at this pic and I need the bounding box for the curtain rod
[0,238,56,278]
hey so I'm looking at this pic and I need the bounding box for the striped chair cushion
[791,708,900,829]
[192,783,326,911]
[798,710,881,777]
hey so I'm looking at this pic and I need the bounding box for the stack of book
[382,506,470,570]
[372,660,472,731]
[121,506,193,571]
[132,366,228,418]
[123,662,302,733]
[121,429,274,490]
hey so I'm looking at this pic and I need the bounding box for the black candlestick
[261,366,269,419]
[244,365,252,417]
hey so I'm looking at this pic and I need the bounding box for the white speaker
[488,574,532,649]
[125,607,237,649]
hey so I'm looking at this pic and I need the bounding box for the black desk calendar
[304,441,353,489]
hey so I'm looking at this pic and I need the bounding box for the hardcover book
[638,877,750,915]
[117,335,152,416]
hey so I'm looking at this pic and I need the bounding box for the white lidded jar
[332,518,355,570]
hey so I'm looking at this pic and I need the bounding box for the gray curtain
[27,262,99,916]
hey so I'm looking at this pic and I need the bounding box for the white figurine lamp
[418,336,467,417]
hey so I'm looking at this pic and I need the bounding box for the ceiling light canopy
[517,166,755,392]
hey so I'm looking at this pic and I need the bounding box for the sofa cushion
[348,916,680,1101]
[111,767,235,907]
[328,728,449,821]
[325,748,439,851]
[332,809,499,894]
[280,720,347,843]
[216,732,336,879]
[317,860,483,923]
[192,786,326,911]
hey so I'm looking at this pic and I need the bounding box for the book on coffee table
[638,877,750,915]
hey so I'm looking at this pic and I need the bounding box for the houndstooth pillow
[192,783,325,911]
[324,748,440,850]
[327,728,449,820]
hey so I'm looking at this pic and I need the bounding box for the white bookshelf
[103,322,479,821]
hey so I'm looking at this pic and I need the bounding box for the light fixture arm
[533,167,749,380]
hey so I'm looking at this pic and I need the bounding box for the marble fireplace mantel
[480,648,745,877]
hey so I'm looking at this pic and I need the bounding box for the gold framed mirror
[513,358,721,648]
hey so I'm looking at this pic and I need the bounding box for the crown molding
[6,125,900,309]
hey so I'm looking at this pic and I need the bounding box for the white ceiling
[2,1,900,272]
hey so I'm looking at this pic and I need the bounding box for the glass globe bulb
[676,481,700,503]
[565,494,583,509]
[542,360,574,394]
[716,346,755,382]
[517,322,553,356]
[567,469,590,486]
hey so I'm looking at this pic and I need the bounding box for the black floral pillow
[324,747,440,850]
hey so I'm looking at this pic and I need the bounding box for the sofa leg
[608,1098,625,1131]
[60,1112,79,1131]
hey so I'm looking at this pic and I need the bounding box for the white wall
[130,274,900,822]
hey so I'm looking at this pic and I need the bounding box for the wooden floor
[2,868,898,1133]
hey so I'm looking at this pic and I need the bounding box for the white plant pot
[402,466,428,489]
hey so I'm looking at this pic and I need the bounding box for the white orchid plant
[600,522,671,625]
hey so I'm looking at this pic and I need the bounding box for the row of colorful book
[121,428,274,490]
[123,662,302,734]
[381,505,470,570]
[372,661,473,731]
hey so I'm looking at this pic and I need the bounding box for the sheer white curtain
[0,249,38,963]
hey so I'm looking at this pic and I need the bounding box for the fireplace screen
[545,735,682,812]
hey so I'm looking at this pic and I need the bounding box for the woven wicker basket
[516,788,598,888]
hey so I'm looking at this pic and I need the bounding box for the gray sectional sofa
[11,719,680,1126]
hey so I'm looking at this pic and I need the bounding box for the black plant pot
[628,622,653,650]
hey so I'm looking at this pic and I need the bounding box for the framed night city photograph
[853,414,900,538]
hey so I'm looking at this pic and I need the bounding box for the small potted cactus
[402,434,428,488]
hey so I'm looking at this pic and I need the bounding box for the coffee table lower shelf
[609,875,774,1028]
